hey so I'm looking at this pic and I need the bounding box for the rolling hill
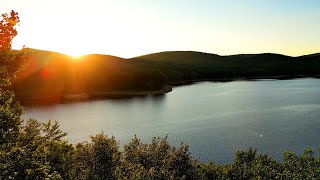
[130,51,320,82]
[9,49,320,102]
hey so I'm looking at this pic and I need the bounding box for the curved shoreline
[15,75,320,104]
[15,85,173,103]
[168,75,320,86]
[63,85,173,100]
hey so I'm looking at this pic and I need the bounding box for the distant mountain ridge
[8,49,320,103]
[25,48,320,59]
[134,50,319,59]
[130,50,320,81]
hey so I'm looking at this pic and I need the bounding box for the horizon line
[22,47,320,59]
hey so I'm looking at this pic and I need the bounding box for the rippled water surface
[23,78,320,162]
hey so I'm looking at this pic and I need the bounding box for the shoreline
[15,85,173,104]
[15,75,320,104]
[168,75,320,86]
[62,85,173,100]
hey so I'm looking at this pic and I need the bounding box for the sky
[1,0,320,58]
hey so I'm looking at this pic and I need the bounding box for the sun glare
[70,54,83,59]
[65,49,86,60]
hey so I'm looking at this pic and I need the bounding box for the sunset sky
[2,0,320,58]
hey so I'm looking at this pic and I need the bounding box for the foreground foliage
[2,118,320,179]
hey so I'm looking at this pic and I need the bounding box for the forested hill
[131,51,320,82]
[9,49,320,100]
[10,49,167,101]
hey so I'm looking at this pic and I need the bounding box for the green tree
[69,133,120,180]
[1,119,64,179]
[118,136,200,179]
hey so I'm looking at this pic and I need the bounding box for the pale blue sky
[2,0,320,57]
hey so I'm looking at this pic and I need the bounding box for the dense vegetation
[132,51,320,82]
[8,47,320,102]
[3,118,320,179]
[9,50,168,102]
[2,10,320,179]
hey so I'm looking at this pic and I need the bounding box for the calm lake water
[23,78,320,163]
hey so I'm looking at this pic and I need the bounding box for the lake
[22,78,320,163]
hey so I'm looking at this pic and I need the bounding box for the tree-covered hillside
[131,51,320,82]
[9,49,168,102]
[9,49,320,102]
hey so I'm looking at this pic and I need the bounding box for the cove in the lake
[22,78,320,163]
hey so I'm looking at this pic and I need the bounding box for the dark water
[23,78,320,163]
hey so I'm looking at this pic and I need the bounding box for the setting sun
[67,50,85,59]
[70,55,83,61]
[4,0,320,58]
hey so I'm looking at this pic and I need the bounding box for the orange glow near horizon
[66,49,86,59]
[2,0,320,58]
